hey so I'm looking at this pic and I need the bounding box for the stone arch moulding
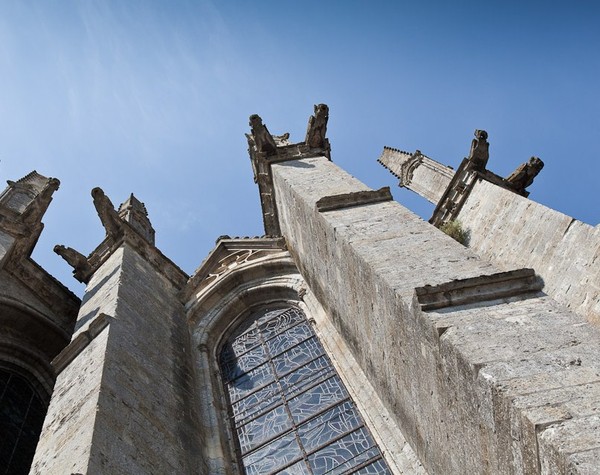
[186,248,305,474]
[0,296,70,402]
[185,241,424,474]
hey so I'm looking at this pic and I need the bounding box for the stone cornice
[415,268,543,311]
[316,187,393,212]
[181,236,288,304]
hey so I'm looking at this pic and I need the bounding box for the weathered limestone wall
[428,295,600,474]
[271,156,600,474]
[89,243,200,474]
[458,178,600,323]
[30,247,124,474]
[31,243,203,474]
[0,232,14,268]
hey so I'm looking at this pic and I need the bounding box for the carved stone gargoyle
[91,187,123,239]
[54,245,92,283]
[247,114,277,154]
[305,103,329,149]
[506,156,544,193]
[467,129,489,171]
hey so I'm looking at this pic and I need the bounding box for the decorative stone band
[52,313,112,375]
[415,268,543,311]
[180,236,287,303]
[316,187,393,213]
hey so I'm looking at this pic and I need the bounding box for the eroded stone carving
[247,114,277,154]
[467,129,489,171]
[53,245,92,283]
[305,103,329,149]
[20,178,60,227]
[273,133,291,147]
[506,156,544,192]
[91,187,123,239]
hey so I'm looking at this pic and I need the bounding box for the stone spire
[118,193,155,245]
[378,147,454,204]
[0,171,60,264]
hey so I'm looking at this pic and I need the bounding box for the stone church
[0,105,598,474]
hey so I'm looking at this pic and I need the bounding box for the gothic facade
[0,106,599,474]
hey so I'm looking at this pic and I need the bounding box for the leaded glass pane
[259,308,305,341]
[272,337,323,376]
[227,361,274,403]
[0,370,46,475]
[353,459,393,475]
[255,308,291,329]
[222,345,268,382]
[242,431,301,475]
[297,401,361,452]
[307,428,378,475]
[288,377,347,424]
[232,381,281,426]
[227,325,261,356]
[266,321,313,357]
[275,459,311,474]
[237,404,292,454]
[279,356,333,398]
[219,306,391,474]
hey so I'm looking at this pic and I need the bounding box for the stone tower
[0,106,598,474]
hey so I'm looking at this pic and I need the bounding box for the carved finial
[118,193,155,245]
[467,129,489,171]
[305,103,329,148]
[91,187,123,239]
[506,157,544,194]
[54,245,92,283]
[247,114,277,154]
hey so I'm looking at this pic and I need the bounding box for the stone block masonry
[271,155,600,474]
[459,178,600,324]
[31,242,205,474]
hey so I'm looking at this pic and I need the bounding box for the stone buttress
[247,107,600,474]
[379,131,599,324]
[30,189,202,474]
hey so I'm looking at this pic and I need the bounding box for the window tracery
[220,306,391,474]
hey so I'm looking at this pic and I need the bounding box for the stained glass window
[220,307,391,475]
[0,369,46,475]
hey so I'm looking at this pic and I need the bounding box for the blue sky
[0,1,598,294]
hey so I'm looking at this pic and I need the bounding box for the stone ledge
[52,313,112,375]
[316,187,393,212]
[415,268,543,311]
